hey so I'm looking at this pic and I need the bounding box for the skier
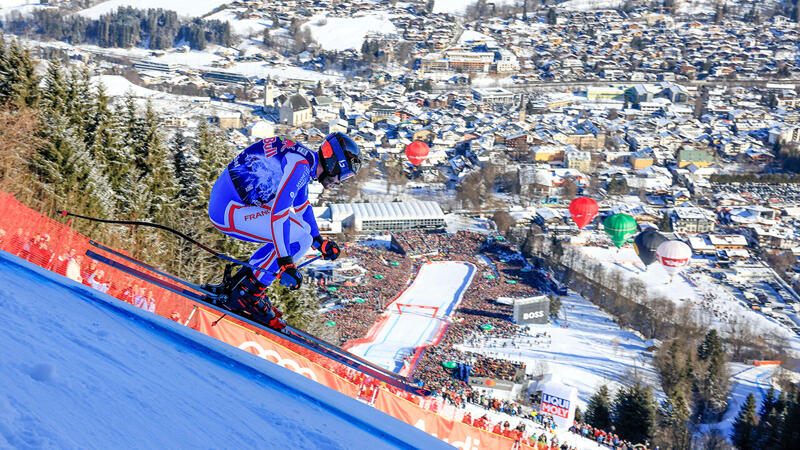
[206,133,361,331]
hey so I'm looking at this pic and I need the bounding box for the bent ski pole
[60,210,322,276]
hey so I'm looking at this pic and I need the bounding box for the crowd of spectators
[1,229,160,315]
[316,230,553,423]
[568,422,637,449]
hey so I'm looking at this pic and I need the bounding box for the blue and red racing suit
[208,137,320,284]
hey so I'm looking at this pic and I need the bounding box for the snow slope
[558,0,624,10]
[78,0,232,19]
[92,75,166,98]
[348,262,475,373]
[717,363,780,437]
[0,251,450,449]
[576,244,800,354]
[433,0,518,15]
[459,291,663,409]
[304,13,397,52]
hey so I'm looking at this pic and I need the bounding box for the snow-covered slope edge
[0,251,451,449]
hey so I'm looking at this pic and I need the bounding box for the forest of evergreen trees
[0,37,325,333]
[1,7,233,50]
[580,329,799,448]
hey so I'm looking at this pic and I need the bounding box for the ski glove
[276,256,302,290]
[312,236,340,261]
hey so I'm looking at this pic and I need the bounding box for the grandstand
[327,201,446,233]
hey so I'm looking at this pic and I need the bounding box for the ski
[85,249,431,397]
[87,240,413,383]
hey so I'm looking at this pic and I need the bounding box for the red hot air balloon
[405,141,430,166]
[568,197,599,230]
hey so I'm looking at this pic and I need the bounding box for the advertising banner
[538,381,577,429]
[513,296,550,324]
[195,308,360,398]
[374,389,533,450]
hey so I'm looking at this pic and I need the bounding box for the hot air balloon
[656,240,692,279]
[633,228,668,267]
[405,140,430,166]
[569,197,599,230]
[603,213,637,248]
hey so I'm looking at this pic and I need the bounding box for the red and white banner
[195,307,360,398]
[374,389,533,450]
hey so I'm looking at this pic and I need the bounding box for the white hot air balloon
[656,240,692,280]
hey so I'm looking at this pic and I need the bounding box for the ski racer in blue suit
[207,133,361,331]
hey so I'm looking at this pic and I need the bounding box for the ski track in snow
[348,262,475,373]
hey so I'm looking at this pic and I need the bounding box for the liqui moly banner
[541,393,570,418]
[538,382,578,428]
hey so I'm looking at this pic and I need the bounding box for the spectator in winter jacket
[88,270,110,293]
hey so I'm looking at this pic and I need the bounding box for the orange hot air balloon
[405,140,430,166]
[568,196,599,230]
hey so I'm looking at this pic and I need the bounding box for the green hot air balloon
[633,228,668,267]
[603,213,637,248]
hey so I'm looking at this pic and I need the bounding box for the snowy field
[0,251,447,449]
[303,13,397,52]
[458,291,663,410]
[558,0,624,10]
[574,243,800,355]
[93,75,167,98]
[0,0,45,17]
[348,262,475,373]
[78,0,232,19]
[206,9,271,36]
[433,0,518,15]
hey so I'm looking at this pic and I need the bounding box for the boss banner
[513,296,550,324]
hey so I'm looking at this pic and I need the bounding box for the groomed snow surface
[348,262,475,372]
[0,252,449,449]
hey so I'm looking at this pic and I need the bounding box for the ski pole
[59,210,322,276]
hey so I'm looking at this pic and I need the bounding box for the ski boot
[226,268,287,332]
[202,264,248,302]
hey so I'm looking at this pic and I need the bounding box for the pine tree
[757,388,787,449]
[731,393,758,450]
[171,130,202,205]
[694,329,729,422]
[585,385,613,431]
[659,390,691,449]
[40,59,68,117]
[658,211,673,232]
[613,382,657,445]
[778,389,800,449]
[0,38,39,108]
[108,95,142,216]
[194,120,232,202]
[698,329,722,361]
